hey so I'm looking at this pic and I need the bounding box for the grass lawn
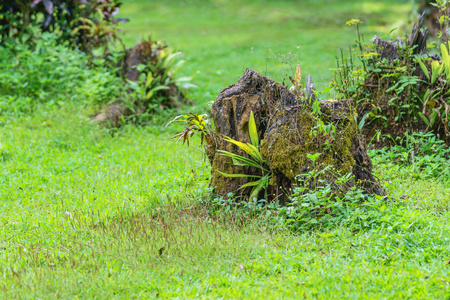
[1,0,450,298]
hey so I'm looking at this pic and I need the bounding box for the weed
[371,131,450,180]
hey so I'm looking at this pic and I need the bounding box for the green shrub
[331,18,450,145]
[0,32,122,116]
[117,38,196,125]
[0,0,126,54]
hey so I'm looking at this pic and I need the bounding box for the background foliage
[0,32,122,117]
[0,0,125,54]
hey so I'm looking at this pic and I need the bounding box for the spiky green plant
[217,111,272,200]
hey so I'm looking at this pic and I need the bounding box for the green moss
[261,110,314,182]
[261,108,357,191]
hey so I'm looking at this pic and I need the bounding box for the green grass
[120,0,409,98]
[2,0,450,298]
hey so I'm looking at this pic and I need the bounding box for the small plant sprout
[289,64,302,95]
[307,152,322,164]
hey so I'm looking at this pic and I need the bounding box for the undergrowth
[0,32,122,117]
[371,131,450,181]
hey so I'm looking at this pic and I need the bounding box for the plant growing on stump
[216,111,272,200]
[126,38,195,113]
[170,112,217,163]
[0,0,128,54]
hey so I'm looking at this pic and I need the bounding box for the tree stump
[93,39,191,126]
[210,69,385,202]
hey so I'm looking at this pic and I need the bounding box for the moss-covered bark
[210,69,384,202]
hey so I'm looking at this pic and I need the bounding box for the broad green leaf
[249,180,266,200]
[240,179,264,188]
[431,61,443,84]
[429,110,438,126]
[163,52,183,68]
[358,113,369,130]
[249,111,259,148]
[389,27,398,35]
[442,43,450,68]
[441,43,450,81]
[423,89,430,103]
[149,85,170,93]
[145,72,154,87]
[307,152,322,162]
[217,150,265,170]
[417,59,430,81]
[418,112,430,126]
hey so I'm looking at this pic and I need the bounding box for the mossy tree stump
[210,69,384,202]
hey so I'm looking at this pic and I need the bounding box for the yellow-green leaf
[223,136,257,159]
[346,19,362,26]
[216,170,262,178]
[423,89,430,103]
[431,61,443,84]
[249,111,259,148]
[294,64,302,87]
[247,143,262,161]
[417,59,430,81]
[145,72,154,87]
